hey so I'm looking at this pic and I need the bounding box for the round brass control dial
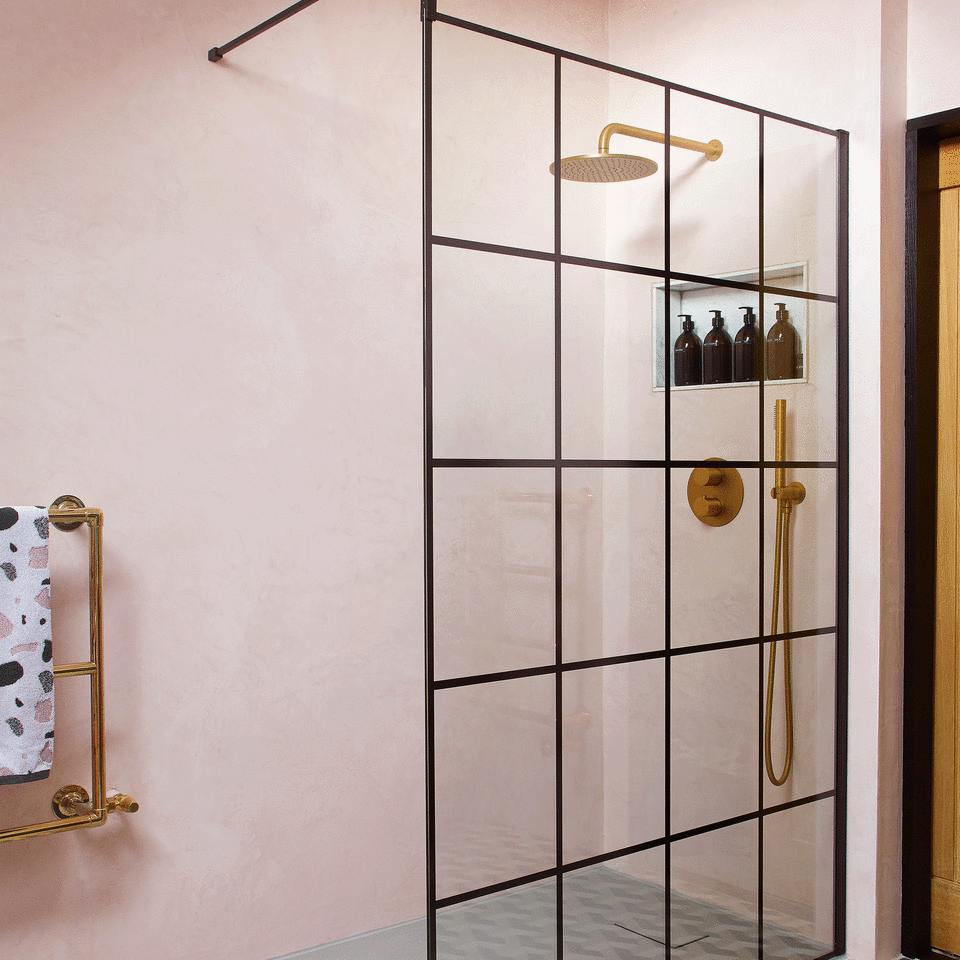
[687,458,744,527]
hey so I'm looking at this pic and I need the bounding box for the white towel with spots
[0,507,53,785]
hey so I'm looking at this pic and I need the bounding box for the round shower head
[550,152,659,183]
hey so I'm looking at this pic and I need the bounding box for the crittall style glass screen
[423,9,848,960]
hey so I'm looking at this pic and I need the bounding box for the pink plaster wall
[0,2,424,958]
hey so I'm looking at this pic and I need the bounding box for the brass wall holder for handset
[687,458,744,526]
[770,401,806,507]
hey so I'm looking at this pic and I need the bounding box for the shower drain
[613,920,709,949]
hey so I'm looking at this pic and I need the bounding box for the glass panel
[763,467,837,638]
[762,297,838,463]
[670,468,761,649]
[562,265,665,461]
[763,800,835,958]
[671,821,760,960]
[438,878,557,960]
[432,22,554,252]
[564,849,666,960]
[762,633,836,809]
[669,94,760,281]
[668,289,761,463]
[562,468,665,663]
[435,676,556,901]
[562,661,665,864]
[432,245,554,460]
[764,120,838,298]
[671,645,759,834]
[434,468,554,681]
[561,62,666,273]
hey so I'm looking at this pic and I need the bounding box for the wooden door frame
[903,105,960,959]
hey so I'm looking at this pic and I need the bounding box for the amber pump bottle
[702,309,733,384]
[766,302,799,381]
[733,306,761,382]
[673,315,702,386]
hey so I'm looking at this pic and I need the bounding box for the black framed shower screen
[423,7,848,959]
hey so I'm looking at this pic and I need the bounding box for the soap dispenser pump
[673,315,702,387]
[703,309,733,384]
[766,302,799,381]
[733,306,761,382]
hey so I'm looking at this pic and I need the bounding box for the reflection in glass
[434,468,555,681]
[437,879,557,960]
[562,662,665,865]
[671,646,759,834]
[435,676,555,901]
[763,801,835,958]
[432,245,554,460]
[562,468,665,663]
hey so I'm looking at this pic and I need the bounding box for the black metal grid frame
[424,7,849,959]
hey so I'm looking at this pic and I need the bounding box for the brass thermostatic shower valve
[687,458,744,527]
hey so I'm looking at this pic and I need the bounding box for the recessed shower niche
[424,6,847,960]
[654,263,809,390]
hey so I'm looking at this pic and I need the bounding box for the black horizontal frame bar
[435,789,835,911]
[433,235,555,264]
[433,626,836,690]
[673,625,836,659]
[562,836,666,873]
[208,0,321,61]
[433,236,840,304]
[436,867,557,910]
[432,458,839,470]
[431,12,840,138]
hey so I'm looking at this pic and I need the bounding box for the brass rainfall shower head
[550,122,723,182]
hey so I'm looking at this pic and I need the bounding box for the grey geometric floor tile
[436,867,830,960]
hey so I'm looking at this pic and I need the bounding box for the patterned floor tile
[437,867,830,960]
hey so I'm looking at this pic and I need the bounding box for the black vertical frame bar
[553,51,564,960]
[757,110,766,960]
[834,127,849,958]
[423,7,437,960]
[662,83,673,960]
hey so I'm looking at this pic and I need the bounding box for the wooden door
[932,136,960,953]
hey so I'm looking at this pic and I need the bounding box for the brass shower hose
[765,399,804,787]
[765,494,794,785]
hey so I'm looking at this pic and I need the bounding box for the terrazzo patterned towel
[0,507,53,785]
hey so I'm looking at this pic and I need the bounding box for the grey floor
[275,867,828,960]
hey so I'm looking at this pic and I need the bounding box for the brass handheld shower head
[550,122,723,183]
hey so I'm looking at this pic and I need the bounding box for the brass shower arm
[597,123,723,161]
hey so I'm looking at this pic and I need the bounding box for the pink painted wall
[0,2,425,958]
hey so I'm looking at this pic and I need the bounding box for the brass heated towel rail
[0,496,138,843]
